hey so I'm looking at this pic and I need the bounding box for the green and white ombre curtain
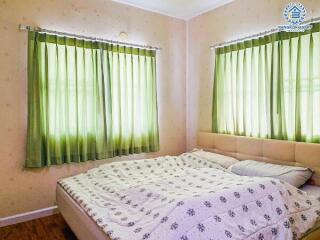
[27,31,159,167]
[213,23,320,143]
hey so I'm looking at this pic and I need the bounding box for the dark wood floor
[0,214,77,240]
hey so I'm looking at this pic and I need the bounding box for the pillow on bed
[191,149,239,168]
[229,160,313,188]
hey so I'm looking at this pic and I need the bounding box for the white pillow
[191,149,239,169]
[230,160,313,188]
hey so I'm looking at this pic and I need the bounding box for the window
[213,23,320,143]
[26,32,159,167]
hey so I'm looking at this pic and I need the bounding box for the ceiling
[111,0,234,20]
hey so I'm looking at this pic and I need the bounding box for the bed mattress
[57,153,320,240]
[57,182,320,240]
[57,184,111,240]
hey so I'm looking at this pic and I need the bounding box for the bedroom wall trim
[0,206,58,227]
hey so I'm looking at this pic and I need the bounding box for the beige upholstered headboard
[197,132,320,186]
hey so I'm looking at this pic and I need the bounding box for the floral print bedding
[59,153,320,240]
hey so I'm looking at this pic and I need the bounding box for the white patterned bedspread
[59,153,320,240]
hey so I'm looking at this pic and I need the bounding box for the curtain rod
[19,24,162,51]
[210,16,320,50]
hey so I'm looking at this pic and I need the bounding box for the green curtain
[213,22,320,143]
[26,31,159,167]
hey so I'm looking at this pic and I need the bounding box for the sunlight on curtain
[213,23,320,143]
[26,32,159,167]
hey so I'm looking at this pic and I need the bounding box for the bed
[57,133,320,240]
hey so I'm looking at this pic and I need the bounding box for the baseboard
[0,206,59,227]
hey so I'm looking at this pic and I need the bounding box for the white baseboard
[0,206,59,227]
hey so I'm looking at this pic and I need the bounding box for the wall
[186,0,320,150]
[0,0,186,217]
[4,0,320,220]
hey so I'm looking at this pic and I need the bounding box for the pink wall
[2,0,320,219]
[0,0,186,217]
[186,0,320,150]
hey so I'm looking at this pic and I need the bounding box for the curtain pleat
[213,22,320,143]
[26,31,159,167]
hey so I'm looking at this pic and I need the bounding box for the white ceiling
[111,0,234,20]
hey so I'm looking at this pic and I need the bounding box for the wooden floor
[0,214,77,240]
